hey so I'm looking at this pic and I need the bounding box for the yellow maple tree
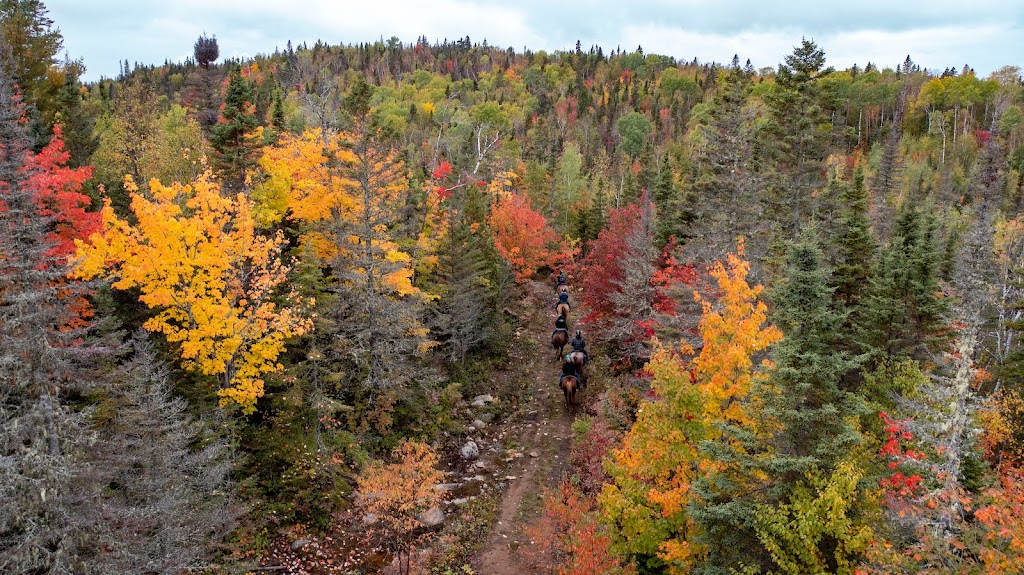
[600,244,780,573]
[74,172,311,413]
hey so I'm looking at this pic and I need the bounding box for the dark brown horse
[570,351,586,387]
[560,375,579,411]
[556,302,570,320]
[551,329,568,360]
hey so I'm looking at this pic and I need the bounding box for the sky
[45,0,1024,82]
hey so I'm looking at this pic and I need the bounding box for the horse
[558,284,569,295]
[570,351,587,387]
[551,329,568,360]
[559,375,579,411]
[556,302,570,320]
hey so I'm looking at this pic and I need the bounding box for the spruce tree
[831,167,875,309]
[73,333,233,573]
[857,204,947,364]
[762,231,862,486]
[210,66,259,190]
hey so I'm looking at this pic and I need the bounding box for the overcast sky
[45,0,1023,82]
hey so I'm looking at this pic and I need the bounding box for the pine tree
[210,66,260,190]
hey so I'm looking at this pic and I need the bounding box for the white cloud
[44,0,1024,80]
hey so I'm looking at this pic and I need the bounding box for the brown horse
[551,330,568,360]
[556,302,570,320]
[560,375,579,411]
[558,284,569,295]
[570,351,587,387]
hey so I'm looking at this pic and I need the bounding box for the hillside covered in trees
[4,1,1024,573]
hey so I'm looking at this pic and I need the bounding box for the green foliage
[749,461,873,575]
[210,67,260,187]
[616,111,652,158]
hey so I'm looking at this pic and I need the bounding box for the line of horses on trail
[550,276,586,411]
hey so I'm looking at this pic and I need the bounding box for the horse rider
[552,314,569,338]
[571,329,590,364]
[560,353,580,386]
[555,289,570,310]
[556,269,567,287]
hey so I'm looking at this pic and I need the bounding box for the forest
[3,1,1024,574]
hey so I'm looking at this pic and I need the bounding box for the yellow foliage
[74,172,311,414]
[253,129,358,231]
[601,245,780,572]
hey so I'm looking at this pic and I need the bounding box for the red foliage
[570,419,620,494]
[489,192,564,282]
[580,205,694,326]
[652,236,696,315]
[579,201,639,322]
[878,412,925,498]
[23,125,98,259]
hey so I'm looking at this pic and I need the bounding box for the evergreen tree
[831,168,875,309]
[210,66,259,190]
[684,63,762,264]
[857,204,947,364]
[762,232,863,484]
[73,332,233,573]
[0,0,61,125]
[762,39,834,236]
[433,215,494,364]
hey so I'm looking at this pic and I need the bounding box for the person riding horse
[552,314,569,338]
[571,329,590,364]
[555,289,570,310]
[556,270,567,288]
[560,354,580,386]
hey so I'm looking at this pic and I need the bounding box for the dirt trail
[472,281,580,575]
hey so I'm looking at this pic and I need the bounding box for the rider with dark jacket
[560,355,579,385]
[570,330,590,363]
[556,270,567,287]
[555,290,570,310]
[552,314,569,337]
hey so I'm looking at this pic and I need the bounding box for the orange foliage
[600,245,779,572]
[527,481,635,575]
[489,190,566,282]
[357,441,444,575]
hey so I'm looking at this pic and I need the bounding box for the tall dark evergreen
[762,231,863,486]
[210,66,259,190]
[831,167,876,312]
[684,63,761,263]
[73,333,234,574]
[433,216,494,364]
[762,39,834,236]
[857,204,948,364]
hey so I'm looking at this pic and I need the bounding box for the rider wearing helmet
[552,314,569,338]
[570,329,590,363]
